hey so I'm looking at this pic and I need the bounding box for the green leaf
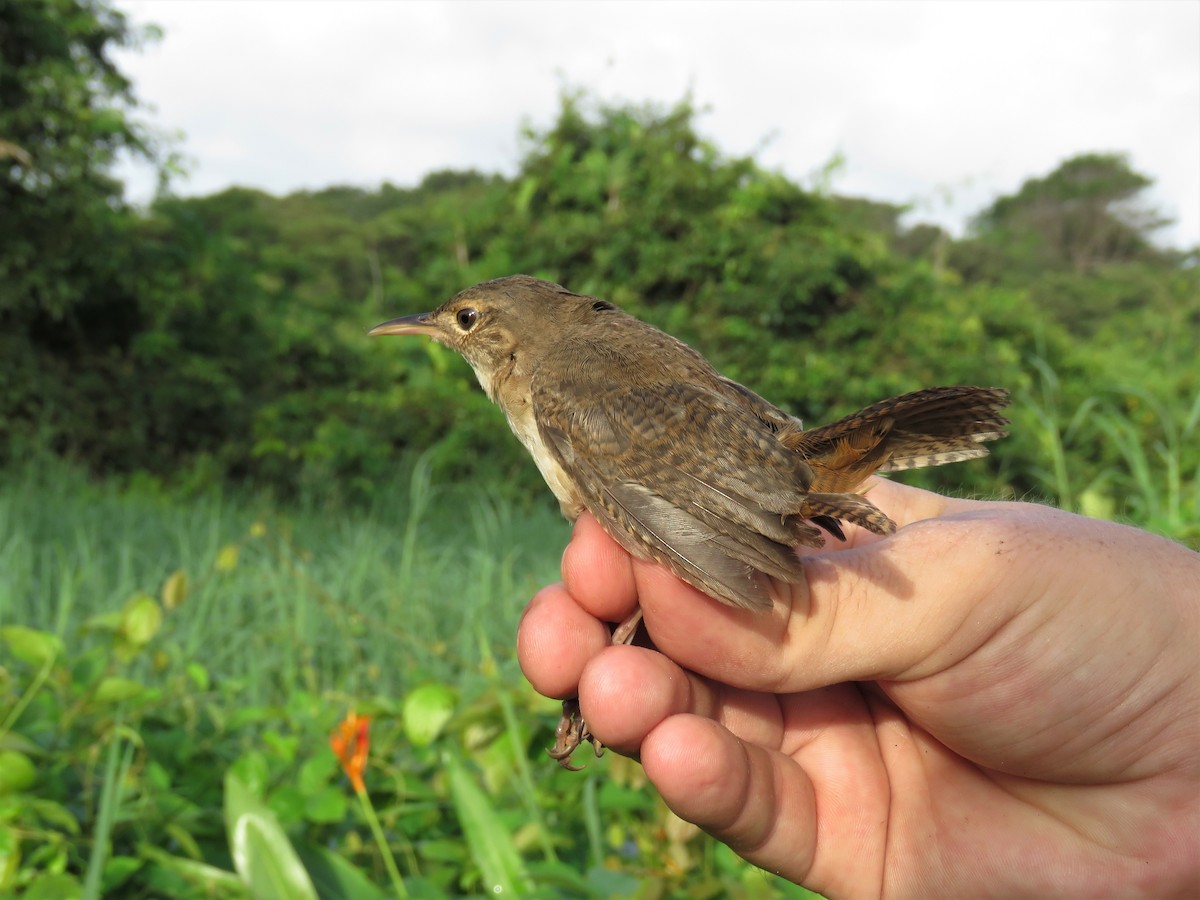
[444,753,530,895]
[0,731,42,756]
[186,662,210,691]
[120,593,163,647]
[297,753,335,794]
[301,786,346,824]
[263,732,300,766]
[266,786,306,826]
[163,823,204,862]
[0,627,62,667]
[131,844,245,894]
[403,683,457,747]
[22,872,82,900]
[224,771,318,900]
[0,751,36,795]
[227,753,269,796]
[101,856,143,894]
[27,798,81,834]
[293,840,388,900]
[215,544,240,572]
[161,569,189,610]
[93,677,145,704]
[0,824,20,891]
[583,864,643,897]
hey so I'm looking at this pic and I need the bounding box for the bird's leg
[611,607,644,645]
[547,606,645,769]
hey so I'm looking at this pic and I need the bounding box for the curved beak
[368,312,437,336]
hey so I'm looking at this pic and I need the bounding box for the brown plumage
[371,275,1010,612]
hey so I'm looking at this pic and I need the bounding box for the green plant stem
[355,788,408,899]
[0,654,56,742]
[83,720,137,900]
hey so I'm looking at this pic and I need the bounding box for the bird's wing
[532,379,819,610]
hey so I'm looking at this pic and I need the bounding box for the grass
[1020,360,1199,546]
[0,455,824,898]
[0,454,566,701]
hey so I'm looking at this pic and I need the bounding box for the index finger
[564,480,1020,692]
[561,479,959,619]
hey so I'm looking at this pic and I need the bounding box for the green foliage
[6,68,1194,521]
[0,0,163,313]
[3,15,1195,523]
[0,456,824,897]
[0,0,175,484]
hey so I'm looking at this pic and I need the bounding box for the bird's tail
[781,386,1010,536]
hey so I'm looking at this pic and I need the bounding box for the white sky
[114,0,1200,248]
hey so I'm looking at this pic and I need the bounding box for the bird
[371,274,1010,766]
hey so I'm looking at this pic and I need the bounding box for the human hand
[517,479,1200,897]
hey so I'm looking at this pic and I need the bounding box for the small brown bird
[371,275,1009,766]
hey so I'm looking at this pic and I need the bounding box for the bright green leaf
[0,627,62,668]
[403,683,457,747]
[0,752,36,795]
[445,753,530,895]
[120,593,162,647]
[224,771,318,900]
[93,677,145,704]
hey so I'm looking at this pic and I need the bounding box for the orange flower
[330,710,371,793]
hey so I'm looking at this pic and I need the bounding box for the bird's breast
[502,391,587,520]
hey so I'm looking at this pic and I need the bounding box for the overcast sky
[113,1,1200,248]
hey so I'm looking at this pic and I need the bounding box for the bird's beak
[368,312,437,336]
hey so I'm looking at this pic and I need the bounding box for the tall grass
[3,455,821,897]
[0,454,568,705]
[1021,358,1199,546]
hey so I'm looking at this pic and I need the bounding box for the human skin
[517,479,1200,898]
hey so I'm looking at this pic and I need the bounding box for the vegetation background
[1,1,1196,897]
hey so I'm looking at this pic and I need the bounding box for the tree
[0,0,166,317]
[962,152,1171,278]
[0,0,175,464]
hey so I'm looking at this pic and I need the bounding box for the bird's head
[369,274,616,399]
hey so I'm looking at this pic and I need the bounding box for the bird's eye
[455,307,478,331]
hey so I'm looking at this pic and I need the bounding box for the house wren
[371,274,1010,766]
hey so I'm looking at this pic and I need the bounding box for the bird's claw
[547,698,603,770]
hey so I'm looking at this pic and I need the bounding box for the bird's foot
[546,607,645,770]
[547,698,603,770]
